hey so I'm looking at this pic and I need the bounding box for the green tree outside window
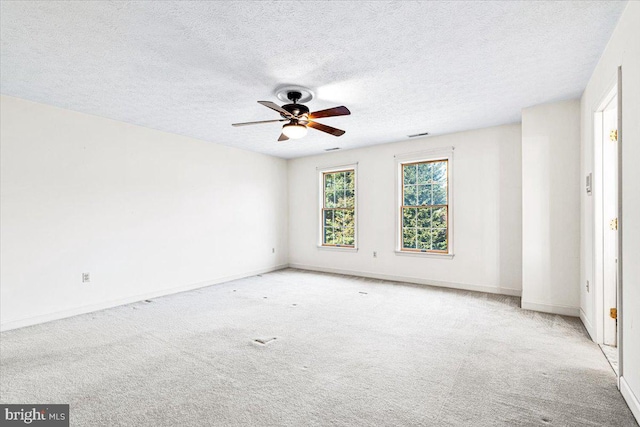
[322,170,355,247]
[401,160,448,252]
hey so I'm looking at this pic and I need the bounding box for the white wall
[579,2,640,420]
[288,124,522,296]
[521,99,581,316]
[0,95,288,330]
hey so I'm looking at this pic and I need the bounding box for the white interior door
[602,95,618,347]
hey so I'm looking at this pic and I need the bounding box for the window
[320,167,356,248]
[397,149,453,256]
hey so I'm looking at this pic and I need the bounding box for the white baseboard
[621,376,640,423]
[289,263,522,297]
[521,300,580,317]
[0,264,289,332]
[580,308,596,340]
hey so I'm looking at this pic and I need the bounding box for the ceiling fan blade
[278,133,289,142]
[308,121,346,137]
[309,106,351,119]
[232,119,287,127]
[258,101,293,118]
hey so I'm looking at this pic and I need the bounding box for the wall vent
[325,147,341,151]
[408,132,430,138]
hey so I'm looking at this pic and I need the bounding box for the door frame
[601,88,618,347]
[592,67,623,377]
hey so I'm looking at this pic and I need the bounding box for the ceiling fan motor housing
[282,103,309,118]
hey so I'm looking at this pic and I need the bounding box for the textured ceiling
[0,1,627,159]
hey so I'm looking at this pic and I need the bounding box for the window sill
[317,245,359,253]
[394,250,454,259]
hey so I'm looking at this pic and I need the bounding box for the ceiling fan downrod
[287,91,302,104]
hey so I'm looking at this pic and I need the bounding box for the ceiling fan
[232,90,350,142]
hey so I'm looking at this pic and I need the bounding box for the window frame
[317,163,358,251]
[395,148,454,258]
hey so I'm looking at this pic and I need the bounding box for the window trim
[317,163,358,251]
[395,148,454,258]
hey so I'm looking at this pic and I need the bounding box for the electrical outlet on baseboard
[373,251,377,258]
[82,272,90,283]
[272,248,275,254]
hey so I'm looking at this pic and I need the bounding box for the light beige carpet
[1,269,637,426]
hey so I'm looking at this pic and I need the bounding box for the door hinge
[610,129,618,142]
[610,218,618,230]
[610,308,617,319]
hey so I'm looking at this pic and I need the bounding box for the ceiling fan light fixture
[282,122,308,139]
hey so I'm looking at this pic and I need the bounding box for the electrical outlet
[586,280,590,292]
[373,251,377,258]
[272,248,275,254]
[82,272,90,283]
